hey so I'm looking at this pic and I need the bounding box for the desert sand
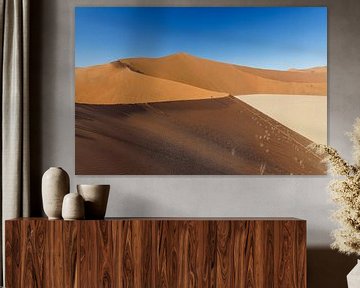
[121,53,327,96]
[75,61,227,104]
[237,94,327,144]
[76,53,327,105]
[76,96,326,175]
[289,67,327,73]
[75,53,327,175]
[235,65,327,84]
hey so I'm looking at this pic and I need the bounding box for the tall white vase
[347,260,360,288]
[42,167,70,219]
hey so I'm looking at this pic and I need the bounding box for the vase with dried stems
[311,118,360,287]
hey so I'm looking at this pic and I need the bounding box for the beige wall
[29,1,360,286]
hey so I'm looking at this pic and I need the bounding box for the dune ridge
[235,65,327,83]
[122,53,327,96]
[288,66,327,73]
[75,61,228,104]
[75,53,327,105]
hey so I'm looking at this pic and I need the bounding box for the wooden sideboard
[5,218,306,287]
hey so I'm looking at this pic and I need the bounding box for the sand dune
[121,53,327,96]
[75,61,227,104]
[237,94,327,144]
[76,96,326,175]
[235,65,327,84]
[289,67,327,73]
[76,53,327,105]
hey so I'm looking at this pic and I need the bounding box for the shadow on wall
[308,248,357,288]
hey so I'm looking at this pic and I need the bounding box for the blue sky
[75,7,327,70]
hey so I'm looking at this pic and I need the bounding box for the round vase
[62,192,85,220]
[77,184,110,219]
[42,167,70,219]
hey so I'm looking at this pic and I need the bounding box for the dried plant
[311,118,360,256]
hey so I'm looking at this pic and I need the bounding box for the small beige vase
[62,192,85,220]
[42,167,70,219]
[77,184,110,219]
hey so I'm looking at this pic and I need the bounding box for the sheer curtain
[0,0,30,284]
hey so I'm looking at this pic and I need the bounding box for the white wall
[30,0,360,248]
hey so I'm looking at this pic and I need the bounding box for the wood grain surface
[6,218,306,287]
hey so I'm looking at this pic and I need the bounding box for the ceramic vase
[347,260,360,288]
[42,167,70,219]
[77,184,110,219]
[62,192,85,220]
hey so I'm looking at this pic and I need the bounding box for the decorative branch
[311,118,360,256]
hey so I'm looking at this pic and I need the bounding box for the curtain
[0,0,30,284]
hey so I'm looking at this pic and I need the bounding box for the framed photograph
[75,7,327,175]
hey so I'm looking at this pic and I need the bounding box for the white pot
[347,260,360,288]
[42,167,69,219]
[62,192,85,220]
[77,184,110,219]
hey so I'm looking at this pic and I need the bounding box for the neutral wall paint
[29,0,360,249]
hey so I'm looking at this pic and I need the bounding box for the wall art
[75,7,327,175]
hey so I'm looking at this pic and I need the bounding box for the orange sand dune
[75,61,227,104]
[235,65,327,83]
[289,66,327,73]
[76,96,326,175]
[122,53,327,96]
